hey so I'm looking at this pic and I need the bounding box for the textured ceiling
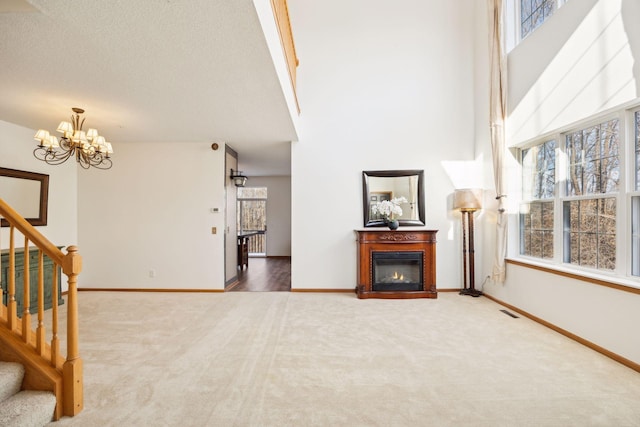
[0,0,297,175]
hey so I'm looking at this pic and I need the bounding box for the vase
[387,219,399,230]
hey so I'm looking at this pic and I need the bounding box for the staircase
[0,362,56,426]
[1,198,83,420]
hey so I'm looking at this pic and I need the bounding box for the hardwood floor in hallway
[228,256,291,292]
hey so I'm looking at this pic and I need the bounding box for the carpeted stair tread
[0,390,56,427]
[0,362,24,403]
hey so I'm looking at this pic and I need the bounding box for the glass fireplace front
[371,251,423,292]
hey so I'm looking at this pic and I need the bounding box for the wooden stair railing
[0,197,83,420]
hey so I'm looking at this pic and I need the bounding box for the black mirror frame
[362,169,425,227]
[0,167,49,227]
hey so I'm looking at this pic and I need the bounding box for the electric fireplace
[355,229,438,299]
[372,251,423,292]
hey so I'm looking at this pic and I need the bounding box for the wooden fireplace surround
[355,229,438,299]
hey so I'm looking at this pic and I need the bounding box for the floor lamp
[454,189,483,297]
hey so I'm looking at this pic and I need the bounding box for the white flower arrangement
[371,196,408,221]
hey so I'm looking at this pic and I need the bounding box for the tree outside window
[520,0,555,39]
[563,119,619,271]
[520,140,555,259]
[517,106,640,280]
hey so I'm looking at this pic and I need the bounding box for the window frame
[506,0,568,52]
[519,139,558,260]
[628,107,640,277]
[515,107,640,285]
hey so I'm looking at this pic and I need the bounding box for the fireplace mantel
[355,228,438,299]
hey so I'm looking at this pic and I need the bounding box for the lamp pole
[453,189,483,298]
[459,208,481,297]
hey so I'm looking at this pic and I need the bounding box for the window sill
[506,257,640,295]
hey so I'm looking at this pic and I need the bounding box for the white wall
[246,175,291,257]
[289,0,478,290]
[482,0,640,365]
[77,142,226,290]
[507,0,640,144]
[0,120,78,255]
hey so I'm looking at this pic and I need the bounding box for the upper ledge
[253,0,299,137]
[506,257,640,295]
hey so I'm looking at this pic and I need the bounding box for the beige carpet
[46,291,640,427]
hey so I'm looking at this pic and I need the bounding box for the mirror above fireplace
[362,169,425,227]
[0,167,49,227]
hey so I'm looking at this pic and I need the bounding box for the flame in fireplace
[392,271,404,281]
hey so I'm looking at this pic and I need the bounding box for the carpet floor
[46,291,640,426]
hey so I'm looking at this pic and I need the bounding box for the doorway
[229,185,291,292]
[237,187,268,256]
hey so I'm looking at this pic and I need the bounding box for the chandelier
[33,107,113,170]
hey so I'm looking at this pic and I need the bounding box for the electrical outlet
[149,269,156,278]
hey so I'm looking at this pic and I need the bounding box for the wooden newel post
[62,245,83,416]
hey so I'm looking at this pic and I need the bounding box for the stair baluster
[21,235,31,342]
[51,263,61,369]
[7,226,17,331]
[0,198,83,419]
[36,250,46,356]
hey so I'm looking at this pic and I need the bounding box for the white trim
[507,255,640,290]
[629,107,640,276]
[507,0,573,52]
[515,101,640,283]
[552,133,563,265]
[561,116,621,273]
[617,112,629,277]
[505,0,518,53]
[510,99,640,149]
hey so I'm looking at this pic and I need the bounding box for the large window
[563,119,619,271]
[518,111,638,279]
[520,140,555,259]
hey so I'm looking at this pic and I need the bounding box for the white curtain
[489,0,507,283]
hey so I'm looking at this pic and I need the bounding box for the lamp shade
[92,135,105,148]
[56,121,73,135]
[72,130,87,143]
[48,135,59,148]
[86,128,99,141]
[453,188,483,211]
[34,129,49,143]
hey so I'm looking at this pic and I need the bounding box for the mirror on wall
[0,167,49,227]
[362,170,425,227]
